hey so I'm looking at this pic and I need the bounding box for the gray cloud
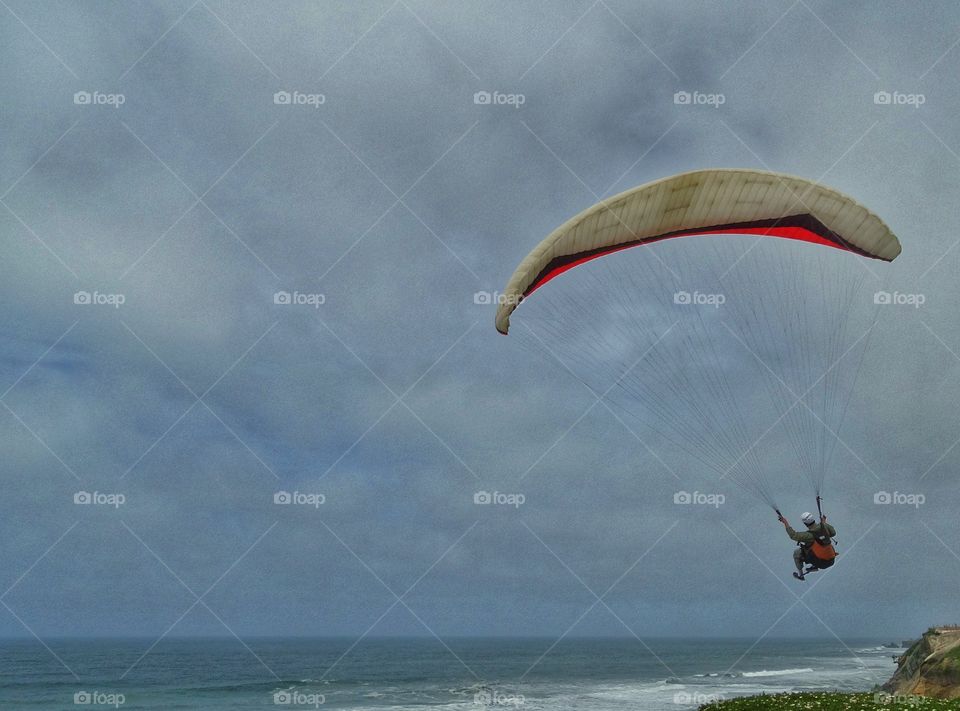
[1,0,959,649]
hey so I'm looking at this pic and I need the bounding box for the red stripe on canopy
[524,223,849,298]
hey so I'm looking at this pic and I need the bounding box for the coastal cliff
[882,627,960,700]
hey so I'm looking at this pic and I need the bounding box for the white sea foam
[739,667,814,678]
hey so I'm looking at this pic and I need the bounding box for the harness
[808,527,837,561]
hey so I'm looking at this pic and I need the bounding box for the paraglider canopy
[496,169,900,335]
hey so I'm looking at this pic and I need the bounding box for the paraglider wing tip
[495,302,513,334]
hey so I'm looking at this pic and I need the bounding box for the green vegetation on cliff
[699,691,960,709]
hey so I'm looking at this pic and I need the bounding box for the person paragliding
[495,169,900,582]
[777,498,837,581]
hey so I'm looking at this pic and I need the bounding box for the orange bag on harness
[809,538,837,561]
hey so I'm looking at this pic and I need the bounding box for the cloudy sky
[1,0,959,656]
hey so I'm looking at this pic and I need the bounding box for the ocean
[0,637,902,709]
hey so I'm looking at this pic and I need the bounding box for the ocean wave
[739,668,814,678]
